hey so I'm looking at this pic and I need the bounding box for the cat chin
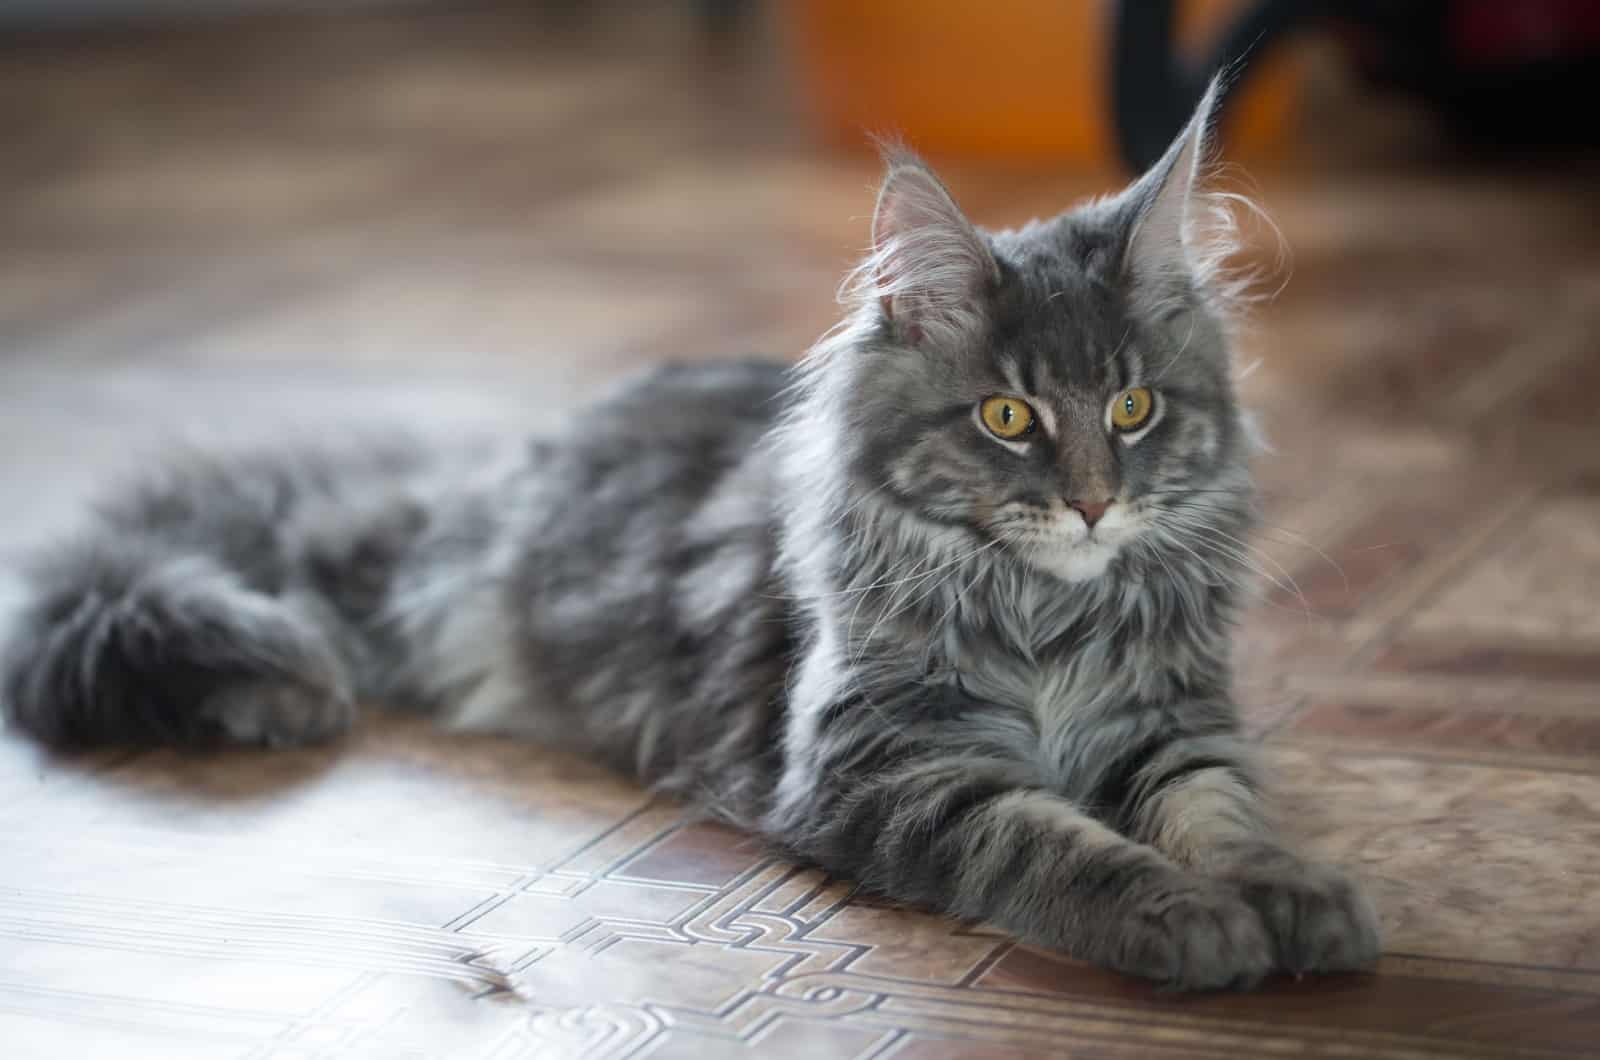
[1022,538,1123,583]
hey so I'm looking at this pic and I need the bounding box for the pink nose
[1069,499,1112,529]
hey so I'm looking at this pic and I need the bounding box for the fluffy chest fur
[943,576,1235,798]
[947,614,1222,797]
[780,485,1241,813]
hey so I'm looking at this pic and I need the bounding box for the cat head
[806,80,1260,587]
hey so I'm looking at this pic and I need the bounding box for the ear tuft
[865,152,998,349]
[1122,76,1270,316]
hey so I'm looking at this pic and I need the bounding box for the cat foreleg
[789,755,1273,990]
[1124,732,1382,975]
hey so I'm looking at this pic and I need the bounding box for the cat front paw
[1229,858,1381,975]
[1116,877,1275,991]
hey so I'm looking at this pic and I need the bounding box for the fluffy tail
[2,542,354,747]
[0,442,455,748]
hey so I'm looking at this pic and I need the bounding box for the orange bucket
[780,0,1302,169]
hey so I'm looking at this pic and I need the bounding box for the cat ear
[869,152,999,349]
[1122,77,1225,309]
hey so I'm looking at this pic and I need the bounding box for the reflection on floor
[2,8,1599,1059]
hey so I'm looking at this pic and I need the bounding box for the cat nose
[1068,499,1112,529]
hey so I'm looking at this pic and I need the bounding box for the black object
[1110,0,1600,173]
[1110,0,1314,173]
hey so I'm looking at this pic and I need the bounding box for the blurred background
[3,3,1600,1058]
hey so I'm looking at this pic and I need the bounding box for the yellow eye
[979,396,1036,439]
[1110,387,1155,432]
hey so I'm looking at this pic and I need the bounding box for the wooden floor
[3,7,1600,1059]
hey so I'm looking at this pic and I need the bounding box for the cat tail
[2,537,355,749]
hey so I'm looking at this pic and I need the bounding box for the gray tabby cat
[1,84,1379,990]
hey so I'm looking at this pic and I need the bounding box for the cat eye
[979,395,1036,439]
[1110,387,1155,432]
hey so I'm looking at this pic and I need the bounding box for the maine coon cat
[1,83,1379,990]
